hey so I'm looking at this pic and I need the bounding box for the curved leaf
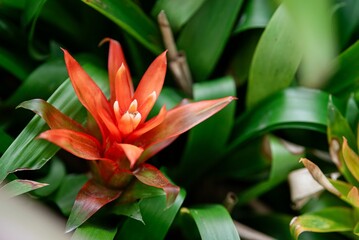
[290,207,355,239]
[72,221,117,240]
[229,87,333,151]
[246,4,301,108]
[177,0,243,81]
[180,204,240,240]
[234,0,278,33]
[82,0,162,54]
[284,0,336,88]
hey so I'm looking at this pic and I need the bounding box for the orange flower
[21,39,235,231]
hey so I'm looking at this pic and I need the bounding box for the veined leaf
[246,4,301,109]
[0,179,47,199]
[0,62,109,183]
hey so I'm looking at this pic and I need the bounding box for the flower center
[114,99,142,137]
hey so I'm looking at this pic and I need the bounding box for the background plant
[1,0,359,239]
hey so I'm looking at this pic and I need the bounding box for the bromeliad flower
[20,38,235,231]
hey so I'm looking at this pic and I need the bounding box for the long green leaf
[82,0,162,54]
[0,62,108,183]
[284,0,336,88]
[177,0,243,81]
[180,204,240,240]
[324,40,359,95]
[71,221,117,240]
[116,189,186,239]
[229,87,334,151]
[177,76,236,187]
[246,5,301,108]
[0,179,47,199]
[5,57,68,107]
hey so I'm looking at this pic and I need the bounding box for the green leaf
[290,207,355,239]
[0,62,108,183]
[229,87,332,151]
[5,57,68,107]
[237,135,303,204]
[177,0,243,81]
[116,189,186,239]
[283,0,336,88]
[246,5,302,109]
[178,76,236,186]
[151,0,206,32]
[71,220,118,240]
[0,179,47,199]
[82,0,162,54]
[324,40,359,96]
[233,0,278,33]
[53,174,88,216]
[334,0,359,47]
[112,202,143,224]
[180,204,240,240]
[32,157,66,197]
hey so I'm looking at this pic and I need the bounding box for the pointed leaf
[343,137,359,183]
[134,164,179,206]
[246,4,301,108]
[72,220,118,240]
[116,189,186,239]
[66,180,121,232]
[0,179,48,199]
[290,207,355,239]
[38,129,101,160]
[112,202,143,223]
[18,99,87,133]
[136,96,235,148]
